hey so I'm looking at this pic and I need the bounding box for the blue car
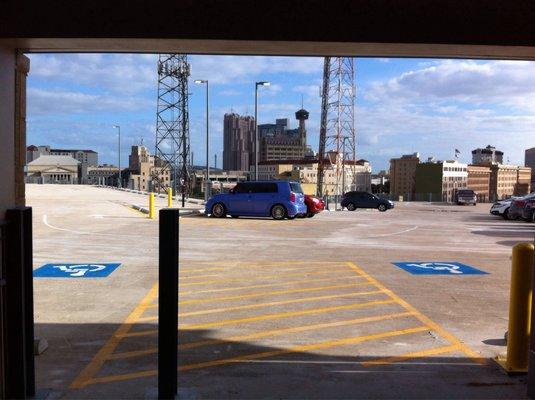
[205,180,307,220]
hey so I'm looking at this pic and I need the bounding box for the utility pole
[113,125,121,188]
[317,57,356,198]
[254,81,270,180]
[154,54,191,204]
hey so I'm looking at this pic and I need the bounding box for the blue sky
[26,54,535,171]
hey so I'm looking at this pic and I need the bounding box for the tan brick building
[389,153,420,198]
[516,166,532,195]
[489,164,531,201]
[467,165,491,201]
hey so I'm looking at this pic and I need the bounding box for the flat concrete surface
[28,185,535,399]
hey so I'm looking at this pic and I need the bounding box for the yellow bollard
[167,187,173,208]
[495,242,535,374]
[149,192,155,219]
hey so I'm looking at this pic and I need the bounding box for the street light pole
[194,79,210,201]
[254,81,270,180]
[113,125,121,188]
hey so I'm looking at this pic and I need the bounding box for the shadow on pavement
[35,323,528,400]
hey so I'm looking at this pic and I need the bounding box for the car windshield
[290,182,303,194]
[458,190,474,195]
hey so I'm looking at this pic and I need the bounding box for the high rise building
[389,153,420,198]
[472,145,503,165]
[222,113,255,171]
[259,109,309,162]
[525,147,535,188]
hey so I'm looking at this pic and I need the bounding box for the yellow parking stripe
[134,289,383,323]
[179,281,372,306]
[181,299,396,330]
[362,344,460,366]
[179,276,370,301]
[69,283,158,389]
[345,262,485,364]
[88,326,428,385]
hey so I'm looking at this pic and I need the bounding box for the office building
[472,145,503,165]
[86,165,120,185]
[415,160,468,202]
[467,165,491,201]
[222,113,255,171]
[526,147,535,188]
[389,153,420,198]
[259,109,309,162]
[257,154,372,194]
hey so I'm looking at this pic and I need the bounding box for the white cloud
[28,88,151,115]
[367,60,535,111]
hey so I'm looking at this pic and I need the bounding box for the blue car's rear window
[290,182,303,194]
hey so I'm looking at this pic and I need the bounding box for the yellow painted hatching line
[107,311,415,361]
[69,283,158,389]
[135,289,384,322]
[86,326,428,385]
[119,296,391,339]
[180,281,371,306]
[179,268,355,287]
[361,344,461,366]
[177,276,369,299]
[345,262,485,365]
[180,299,396,330]
[181,264,348,278]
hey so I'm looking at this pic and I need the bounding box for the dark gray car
[509,193,535,220]
[341,191,394,212]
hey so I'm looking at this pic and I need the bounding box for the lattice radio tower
[154,54,191,204]
[317,57,356,197]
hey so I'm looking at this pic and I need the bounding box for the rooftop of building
[259,158,369,166]
[27,155,80,166]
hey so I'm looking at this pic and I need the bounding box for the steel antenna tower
[154,54,191,205]
[316,57,356,198]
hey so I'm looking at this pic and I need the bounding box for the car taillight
[290,192,296,202]
[515,200,526,207]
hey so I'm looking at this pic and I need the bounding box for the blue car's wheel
[378,204,387,212]
[211,203,226,218]
[271,204,286,220]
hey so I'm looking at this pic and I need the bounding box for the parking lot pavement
[28,186,534,399]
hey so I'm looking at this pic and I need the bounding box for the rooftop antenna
[301,94,304,109]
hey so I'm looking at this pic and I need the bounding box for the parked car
[509,193,535,220]
[455,189,477,205]
[302,194,325,218]
[205,180,307,220]
[490,198,515,219]
[522,198,535,222]
[341,191,394,212]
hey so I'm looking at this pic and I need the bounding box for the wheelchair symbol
[406,262,463,274]
[53,264,107,277]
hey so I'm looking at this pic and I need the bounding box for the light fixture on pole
[113,125,121,188]
[194,79,210,201]
[254,81,270,180]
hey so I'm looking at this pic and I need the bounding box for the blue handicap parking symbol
[33,263,121,278]
[392,262,488,275]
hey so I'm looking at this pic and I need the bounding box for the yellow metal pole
[149,192,155,219]
[167,187,173,208]
[495,242,535,373]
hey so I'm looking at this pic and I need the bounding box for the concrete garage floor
[28,185,535,399]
